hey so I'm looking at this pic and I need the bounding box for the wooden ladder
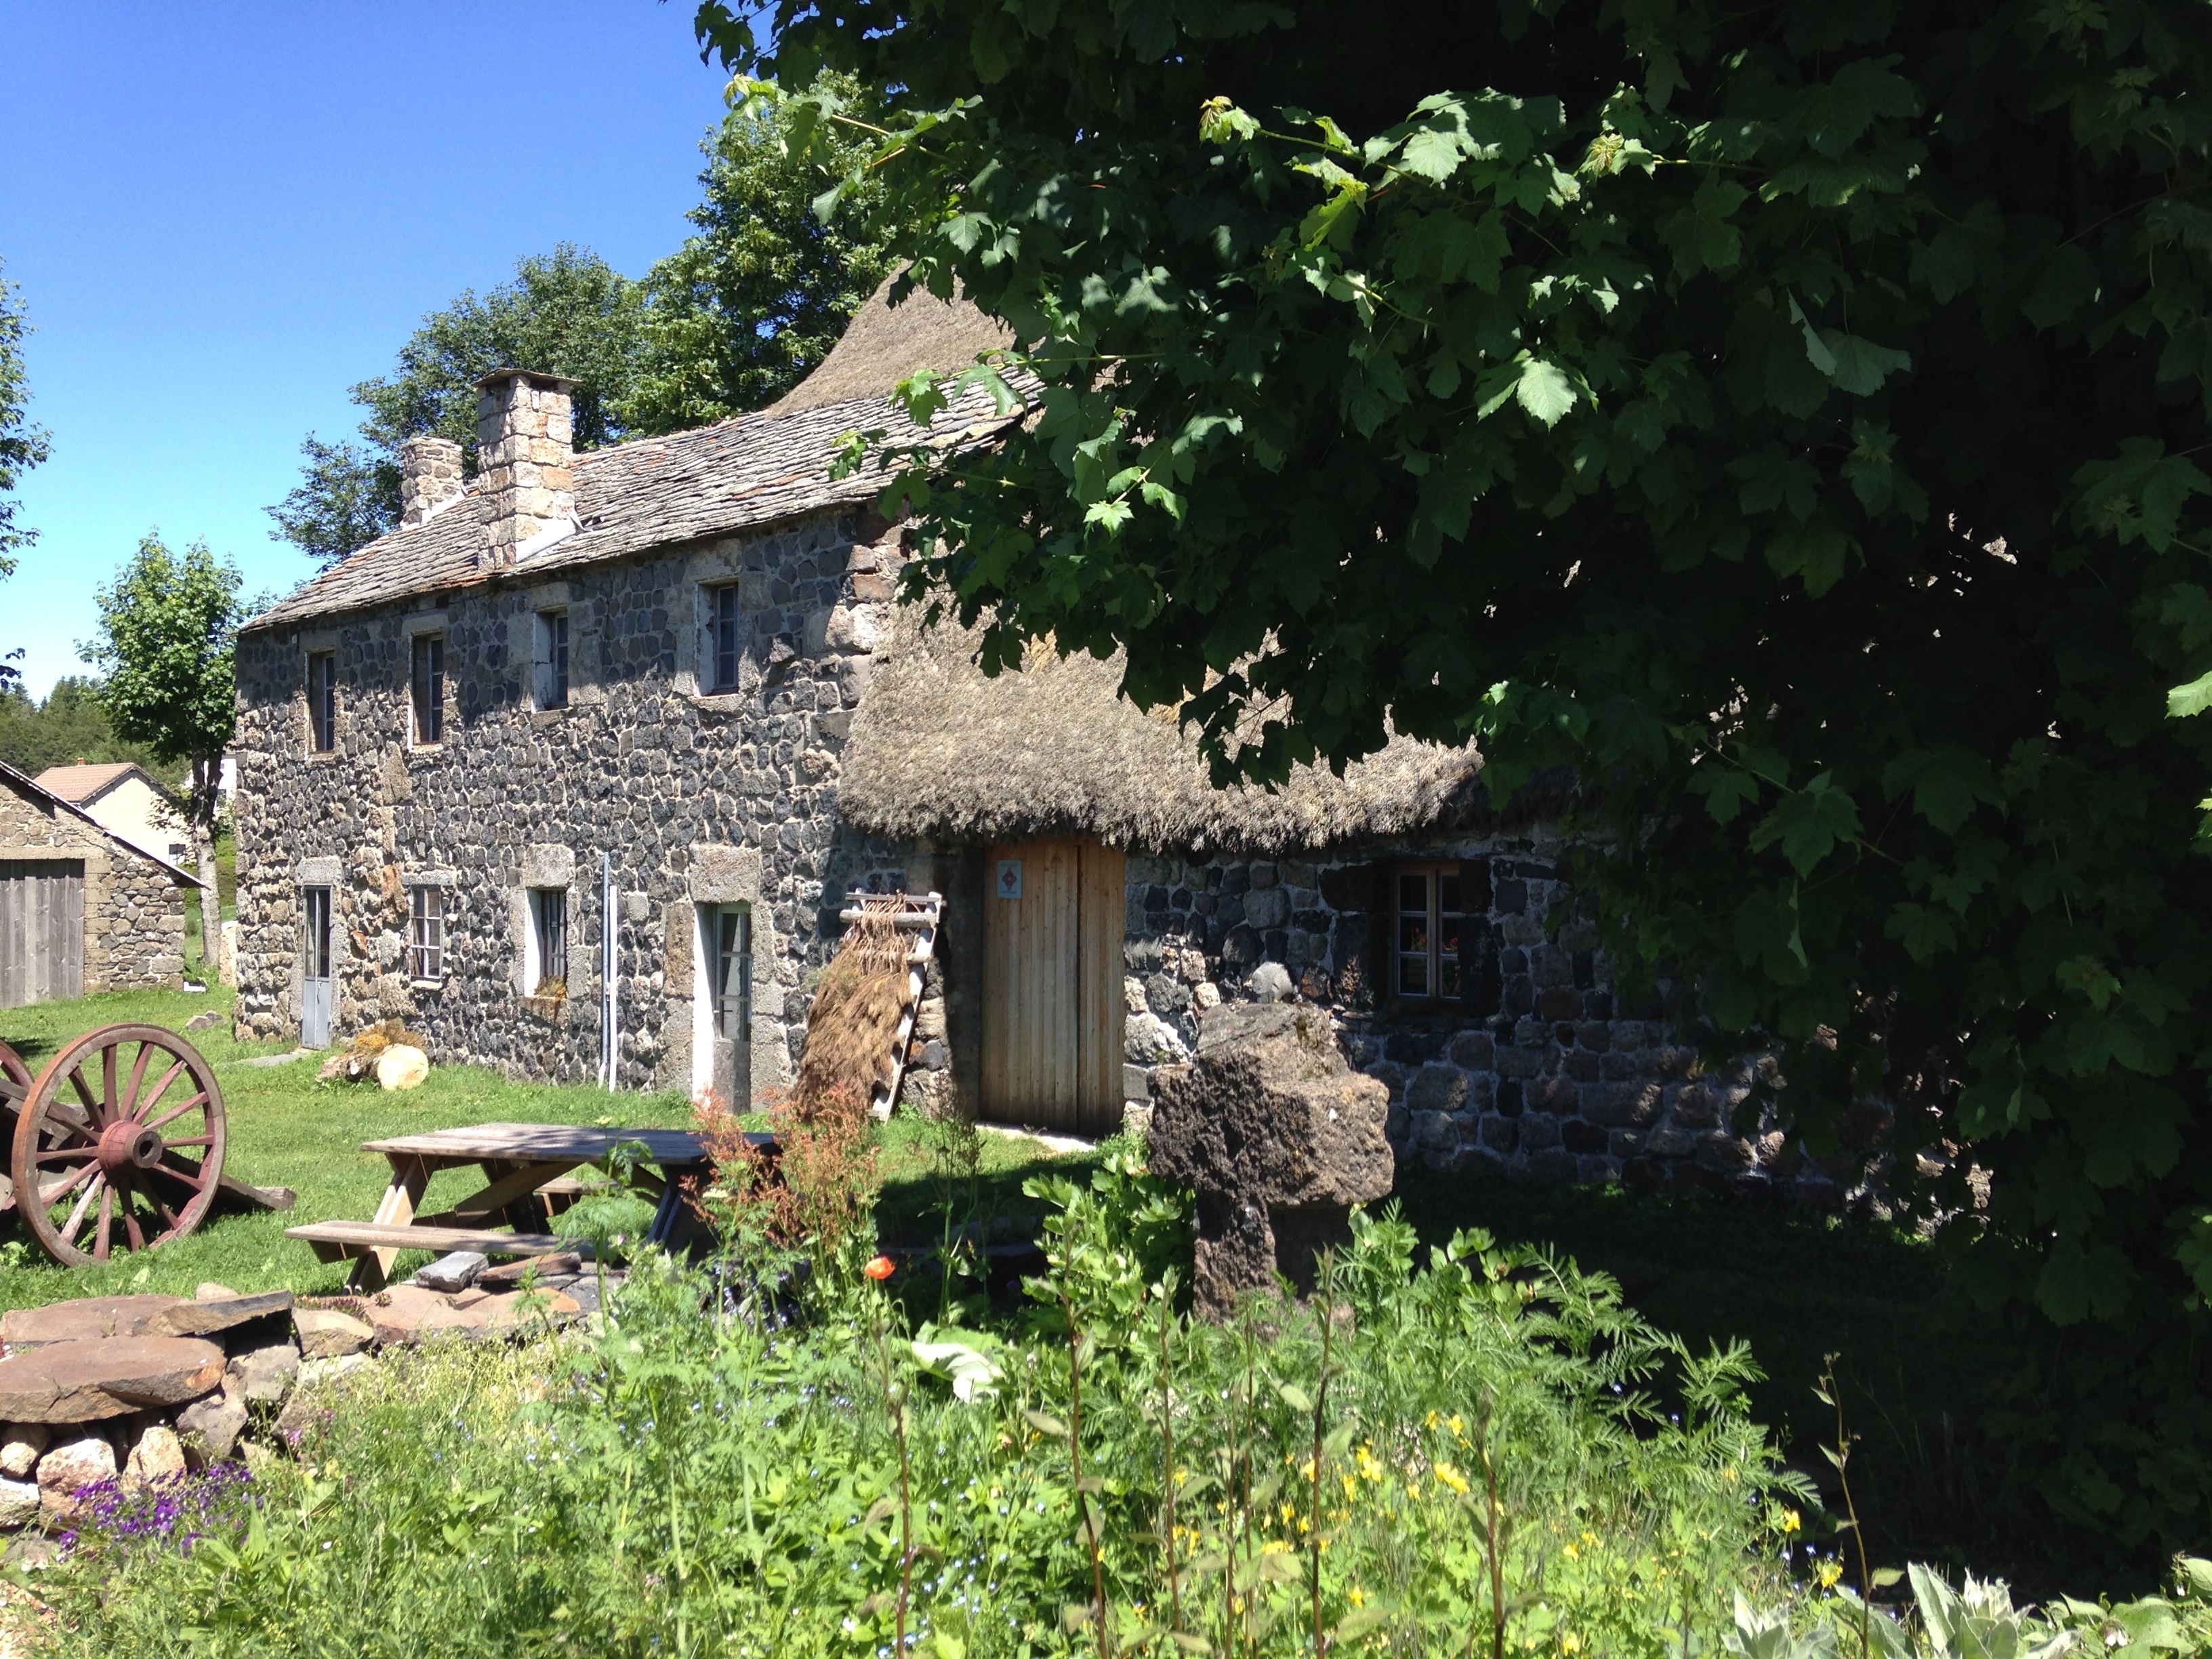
[838,890,943,1121]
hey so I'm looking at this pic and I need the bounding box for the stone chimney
[398,436,465,527]
[473,367,578,569]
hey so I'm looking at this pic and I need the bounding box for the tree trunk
[190,754,222,977]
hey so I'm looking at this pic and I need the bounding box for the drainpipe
[601,851,620,1090]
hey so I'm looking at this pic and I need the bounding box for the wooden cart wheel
[9,1024,227,1266]
[0,1041,30,1215]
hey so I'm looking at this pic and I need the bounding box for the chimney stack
[398,436,465,527]
[473,367,578,569]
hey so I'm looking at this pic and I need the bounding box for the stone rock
[150,1290,296,1340]
[227,1343,302,1406]
[0,1294,188,1349]
[1124,1011,1190,1065]
[176,1393,250,1464]
[376,1044,429,1090]
[292,1307,373,1360]
[0,1424,47,1478]
[480,1252,581,1288]
[0,1476,37,1530]
[195,1283,243,1303]
[413,1250,489,1292]
[1149,1002,1393,1317]
[0,1338,226,1424]
[218,918,241,989]
[125,1424,187,1487]
[361,1284,457,1346]
[1246,962,1295,1003]
[37,1434,117,1523]
[1193,981,1221,1010]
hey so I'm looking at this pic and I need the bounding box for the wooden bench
[287,1219,586,1264]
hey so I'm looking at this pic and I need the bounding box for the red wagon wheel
[9,1024,227,1266]
[0,1041,30,1215]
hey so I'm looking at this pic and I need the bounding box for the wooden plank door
[0,859,85,1008]
[982,839,1126,1134]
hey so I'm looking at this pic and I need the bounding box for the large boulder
[1147,1001,1393,1316]
[0,1337,226,1424]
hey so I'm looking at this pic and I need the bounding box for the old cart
[1,1023,289,1267]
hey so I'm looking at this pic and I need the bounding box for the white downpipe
[601,851,620,1090]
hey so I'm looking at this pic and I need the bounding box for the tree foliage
[0,256,52,686]
[0,676,174,785]
[268,83,914,569]
[79,535,255,960]
[627,71,916,432]
[699,0,2212,1559]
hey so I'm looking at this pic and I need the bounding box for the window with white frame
[1395,864,1464,1000]
[709,903,751,1043]
[408,886,446,982]
[527,887,568,995]
[533,610,569,710]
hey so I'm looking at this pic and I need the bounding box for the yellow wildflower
[1349,1586,1367,1608]
[1779,1509,1803,1536]
[1434,1461,1472,1496]
[1816,1559,1843,1590]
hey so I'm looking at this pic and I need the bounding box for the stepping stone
[0,1294,188,1350]
[361,1285,455,1347]
[0,1337,226,1424]
[150,1291,295,1340]
[480,1250,582,1286]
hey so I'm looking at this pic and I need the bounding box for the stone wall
[0,779,187,994]
[230,508,911,1091]
[1116,840,1859,1208]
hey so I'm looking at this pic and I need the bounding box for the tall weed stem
[1816,1355,1873,1659]
[1310,1256,1336,1656]
[1156,1275,1185,1635]
[875,1288,918,1659]
[1061,1284,1110,1659]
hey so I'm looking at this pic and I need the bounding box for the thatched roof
[839,609,1495,855]
[770,274,1015,416]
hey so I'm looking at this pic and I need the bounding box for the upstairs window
[408,886,446,982]
[533,609,569,710]
[307,652,337,753]
[1395,865,1464,1000]
[708,584,742,694]
[410,634,445,745]
[527,887,568,995]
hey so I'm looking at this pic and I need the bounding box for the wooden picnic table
[285,1121,767,1290]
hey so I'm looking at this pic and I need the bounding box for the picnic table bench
[285,1121,767,1290]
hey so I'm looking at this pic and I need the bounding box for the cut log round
[0,1335,226,1424]
[8,1024,228,1267]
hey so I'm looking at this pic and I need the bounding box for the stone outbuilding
[34,761,190,865]
[0,761,199,1008]
[228,279,1845,1207]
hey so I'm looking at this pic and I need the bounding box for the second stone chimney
[473,367,578,569]
[398,436,464,527]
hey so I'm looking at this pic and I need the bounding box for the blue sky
[0,2,733,697]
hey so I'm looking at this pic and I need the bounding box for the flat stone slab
[0,1294,188,1350]
[149,1290,296,1340]
[362,1284,580,1345]
[0,1336,226,1424]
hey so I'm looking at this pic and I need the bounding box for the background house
[35,761,191,865]
[0,760,199,1007]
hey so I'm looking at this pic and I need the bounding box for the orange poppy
[864,1254,896,1281]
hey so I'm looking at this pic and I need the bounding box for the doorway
[698,902,752,1109]
[0,859,84,1008]
[300,884,333,1049]
[981,838,1126,1134]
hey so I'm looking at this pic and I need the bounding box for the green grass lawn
[0,983,1076,1315]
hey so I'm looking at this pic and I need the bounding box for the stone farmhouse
[231,283,1833,1205]
[1,761,198,1008]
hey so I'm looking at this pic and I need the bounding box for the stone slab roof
[249,357,1011,631]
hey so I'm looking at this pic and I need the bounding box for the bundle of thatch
[318,1018,429,1084]
[793,897,917,1119]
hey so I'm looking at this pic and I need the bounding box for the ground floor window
[527,887,568,995]
[1395,864,1464,1000]
[409,886,446,982]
